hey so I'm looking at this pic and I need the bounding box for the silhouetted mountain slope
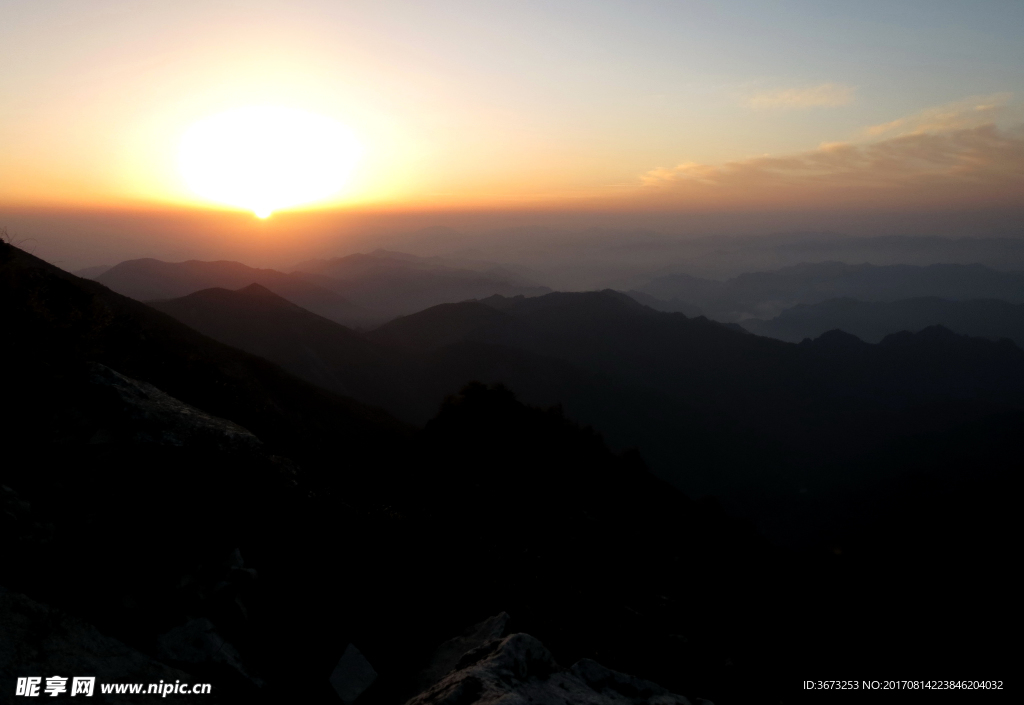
[635,261,1024,321]
[148,281,1024,548]
[363,381,1017,702]
[149,286,665,441]
[0,239,767,703]
[148,287,737,486]
[381,290,1024,415]
[149,284,1024,503]
[623,288,703,317]
[2,240,412,701]
[95,257,371,326]
[149,284,398,401]
[1,244,407,475]
[368,300,515,351]
[72,263,112,278]
[743,296,1024,346]
[372,291,1024,519]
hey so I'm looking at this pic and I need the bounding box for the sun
[178,106,362,218]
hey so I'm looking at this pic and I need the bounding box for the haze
[2,1,1023,268]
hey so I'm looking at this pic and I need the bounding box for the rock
[85,362,262,452]
[156,617,259,686]
[416,612,510,692]
[406,633,711,705]
[0,587,210,704]
[329,644,378,703]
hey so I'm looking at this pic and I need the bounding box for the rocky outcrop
[85,362,262,453]
[0,587,215,704]
[415,612,510,694]
[156,617,259,687]
[407,632,710,705]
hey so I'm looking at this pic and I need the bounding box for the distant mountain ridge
[71,263,112,279]
[334,229,1024,288]
[91,250,550,327]
[633,261,1024,321]
[291,249,551,320]
[95,257,371,325]
[744,296,1024,346]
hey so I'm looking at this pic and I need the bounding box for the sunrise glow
[178,107,362,218]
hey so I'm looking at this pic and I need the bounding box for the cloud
[639,122,1024,209]
[747,83,855,110]
[865,93,1013,137]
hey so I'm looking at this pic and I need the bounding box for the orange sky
[1,1,1023,219]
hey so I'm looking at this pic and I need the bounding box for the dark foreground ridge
[1,240,1017,704]
[407,625,712,705]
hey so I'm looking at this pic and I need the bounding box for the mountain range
[152,281,1024,548]
[330,228,1024,287]
[743,296,1024,346]
[87,250,549,328]
[631,261,1024,321]
[4,238,1018,704]
[2,239,773,703]
[84,251,1024,351]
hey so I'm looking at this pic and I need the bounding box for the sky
[2,0,1023,219]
